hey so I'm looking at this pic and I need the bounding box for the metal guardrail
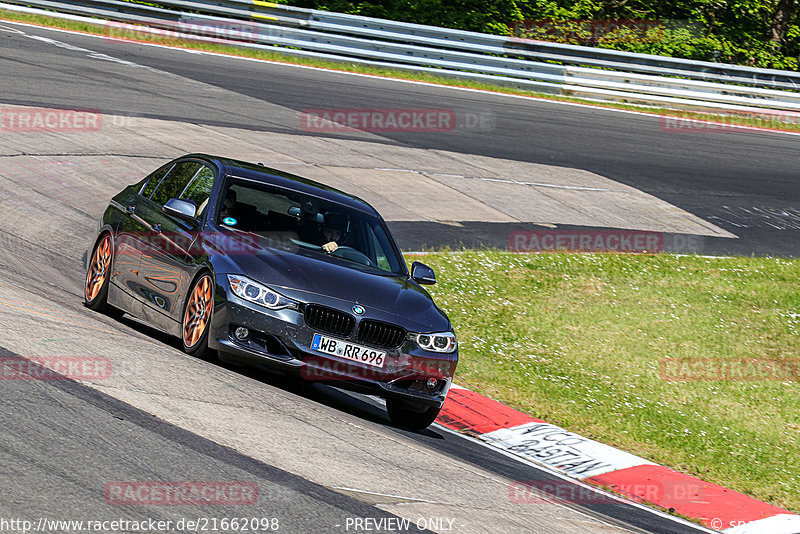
[129,0,800,93]
[3,0,800,113]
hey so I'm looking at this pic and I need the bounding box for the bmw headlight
[414,332,457,353]
[227,275,297,310]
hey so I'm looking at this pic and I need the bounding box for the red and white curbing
[436,385,800,533]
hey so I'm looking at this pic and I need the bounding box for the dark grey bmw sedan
[84,154,457,429]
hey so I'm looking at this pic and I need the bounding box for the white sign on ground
[482,422,654,479]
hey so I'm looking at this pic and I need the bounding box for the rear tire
[386,398,441,431]
[84,233,121,317]
[182,272,215,360]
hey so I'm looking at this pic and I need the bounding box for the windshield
[217,178,405,276]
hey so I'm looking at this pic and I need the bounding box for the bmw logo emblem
[352,305,365,315]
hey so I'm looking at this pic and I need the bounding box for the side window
[368,223,400,273]
[150,161,202,207]
[140,163,174,198]
[180,166,215,210]
[371,231,391,272]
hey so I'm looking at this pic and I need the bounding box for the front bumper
[208,278,458,408]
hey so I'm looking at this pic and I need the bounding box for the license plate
[310,333,386,368]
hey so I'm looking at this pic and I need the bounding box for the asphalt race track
[2,21,798,256]
[1,18,795,534]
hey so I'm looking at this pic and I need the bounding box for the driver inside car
[320,211,347,254]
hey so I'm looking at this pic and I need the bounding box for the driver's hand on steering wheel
[322,241,339,254]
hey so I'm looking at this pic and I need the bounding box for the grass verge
[1,7,800,134]
[411,250,800,513]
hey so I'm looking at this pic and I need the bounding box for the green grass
[2,7,800,134]
[410,251,800,512]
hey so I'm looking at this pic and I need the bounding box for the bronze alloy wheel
[85,234,112,303]
[183,274,213,349]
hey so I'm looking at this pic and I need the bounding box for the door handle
[153,223,162,233]
[126,205,135,214]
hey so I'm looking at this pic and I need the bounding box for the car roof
[185,153,380,216]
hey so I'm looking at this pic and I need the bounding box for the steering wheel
[331,246,374,266]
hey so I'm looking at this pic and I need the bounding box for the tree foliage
[285,0,799,69]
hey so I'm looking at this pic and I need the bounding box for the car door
[137,161,215,324]
[111,162,175,298]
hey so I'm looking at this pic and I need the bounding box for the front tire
[386,398,441,431]
[84,233,120,316]
[182,273,215,359]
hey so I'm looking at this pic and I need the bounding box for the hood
[204,231,450,332]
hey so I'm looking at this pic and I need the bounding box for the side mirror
[163,198,197,221]
[411,261,436,285]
